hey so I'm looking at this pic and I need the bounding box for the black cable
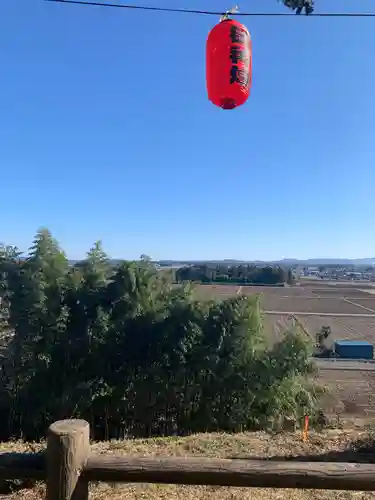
[45,0,375,17]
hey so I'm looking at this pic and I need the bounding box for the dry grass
[240,287,316,298]
[300,280,375,290]
[315,369,375,417]
[263,313,375,346]
[192,286,375,313]
[344,299,375,312]
[263,314,298,343]
[310,290,375,299]
[295,316,375,344]
[260,297,366,314]
[2,430,375,500]
[193,285,240,301]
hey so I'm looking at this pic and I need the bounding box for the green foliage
[176,264,286,285]
[0,229,321,441]
[280,0,314,15]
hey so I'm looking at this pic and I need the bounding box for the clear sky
[1,0,375,260]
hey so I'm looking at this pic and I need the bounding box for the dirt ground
[294,316,375,344]
[343,299,375,312]
[193,284,375,306]
[241,286,317,297]
[260,297,366,314]
[2,429,375,500]
[316,369,375,417]
[310,289,375,298]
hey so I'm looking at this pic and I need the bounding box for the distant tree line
[176,264,288,285]
[0,229,320,442]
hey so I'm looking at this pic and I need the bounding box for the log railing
[0,419,374,499]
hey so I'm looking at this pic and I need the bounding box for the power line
[45,0,375,17]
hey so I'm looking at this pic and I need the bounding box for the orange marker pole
[302,415,309,442]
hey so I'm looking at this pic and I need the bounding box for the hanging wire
[45,0,375,17]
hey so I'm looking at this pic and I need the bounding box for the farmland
[342,298,375,311]
[315,368,375,417]
[296,316,375,343]
[194,283,375,308]
[193,282,375,417]
[310,288,375,298]
[261,296,369,314]
[193,283,375,341]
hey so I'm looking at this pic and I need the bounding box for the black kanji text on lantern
[228,25,250,88]
[229,25,246,44]
[230,47,250,65]
[230,66,249,86]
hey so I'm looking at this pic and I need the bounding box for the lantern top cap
[220,4,239,22]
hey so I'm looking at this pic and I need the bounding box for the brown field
[310,288,375,298]
[315,368,375,417]
[293,315,375,344]
[260,296,366,314]
[263,314,375,351]
[193,284,375,303]
[193,285,375,314]
[193,285,240,301]
[241,286,316,297]
[262,314,296,344]
[300,278,375,289]
[343,298,375,312]
[192,284,375,340]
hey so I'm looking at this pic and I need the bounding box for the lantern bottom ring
[220,97,236,110]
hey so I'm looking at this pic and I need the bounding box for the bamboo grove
[0,229,321,441]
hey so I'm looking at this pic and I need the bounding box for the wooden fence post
[46,419,90,500]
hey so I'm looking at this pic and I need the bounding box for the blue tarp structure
[334,340,374,360]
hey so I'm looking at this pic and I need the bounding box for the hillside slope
[1,428,375,500]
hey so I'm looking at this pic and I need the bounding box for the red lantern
[206,19,252,110]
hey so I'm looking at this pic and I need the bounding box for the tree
[0,229,322,441]
[0,229,71,439]
[287,269,295,285]
[140,254,152,262]
[0,244,22,337]
[280,0,314,15]
[176,264,286,285]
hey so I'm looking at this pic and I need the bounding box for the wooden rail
[1,419,375,499]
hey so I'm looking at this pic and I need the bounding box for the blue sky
[1,0,375,260]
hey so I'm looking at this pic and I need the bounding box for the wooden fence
[1,419,375,499]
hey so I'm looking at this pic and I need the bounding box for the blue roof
[335,340,373,347]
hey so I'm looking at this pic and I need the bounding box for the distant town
[297,265,375,282]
